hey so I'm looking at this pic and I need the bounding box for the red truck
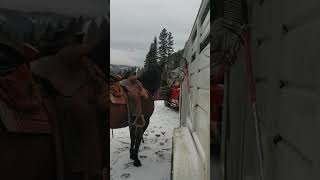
[164,83,180,109]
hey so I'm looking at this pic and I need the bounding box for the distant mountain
[110,64,135,74]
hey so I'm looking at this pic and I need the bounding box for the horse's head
[138,64,162,96]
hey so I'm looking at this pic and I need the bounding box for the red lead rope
[242,31,257,103]
[242,30,264,180]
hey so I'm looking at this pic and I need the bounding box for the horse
[110,64,162,167]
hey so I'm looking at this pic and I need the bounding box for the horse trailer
[171,0,210,179]
[212,0,320,179]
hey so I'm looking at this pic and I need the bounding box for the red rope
[242,31,257,103]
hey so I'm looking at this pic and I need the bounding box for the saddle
[110,75,149,127]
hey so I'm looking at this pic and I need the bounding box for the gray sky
[111,0,201,67]
[0,0,108,17]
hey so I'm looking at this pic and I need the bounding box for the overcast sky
[0,0,108,17]
[111,0,201,67]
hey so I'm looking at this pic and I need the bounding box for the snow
[110,101,179,180]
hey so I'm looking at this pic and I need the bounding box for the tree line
[0,16,86,51]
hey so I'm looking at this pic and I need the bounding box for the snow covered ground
[110,101,179,180]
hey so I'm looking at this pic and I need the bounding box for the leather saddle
[110,75,149,105]
[110,75,150,127]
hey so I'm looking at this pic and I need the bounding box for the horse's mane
[138,64,162,96]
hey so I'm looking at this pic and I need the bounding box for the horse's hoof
[133,160,142,167]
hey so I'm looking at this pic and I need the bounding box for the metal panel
[194,105,210,179]
[198,44,210,70]
[190,72,198,87]
[197,67,210,90]
[189,59,198,74]
[194,104,210,156]
[197,89,209,113]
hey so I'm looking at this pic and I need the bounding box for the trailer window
[191,53,196,62]
[192,30,197,44]
[200,33,210,52]
[200,3,210,26]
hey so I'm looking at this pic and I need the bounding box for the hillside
[110,64,135,74]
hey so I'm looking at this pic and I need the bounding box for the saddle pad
[110,93,126,105]
[110,84,127,104]
[110,82,123,97]
[0,100,51,134]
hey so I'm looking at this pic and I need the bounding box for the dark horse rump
[0,133,56,180]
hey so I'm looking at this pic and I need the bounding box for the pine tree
[67,18,77,34]
[44,22,53,40]
[158,28,168,64]
[150,36,158,64]
[167,32,174,56]
[76,16,84,32]
[144,42,153,69]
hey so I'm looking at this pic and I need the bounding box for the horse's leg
[141,118,150,143]
[129,125,136,160]
[132,126,143,167]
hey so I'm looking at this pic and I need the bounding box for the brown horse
[110,64,161,167]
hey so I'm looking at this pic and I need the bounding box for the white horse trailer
[211,0,320,180]
[171,0,210,179]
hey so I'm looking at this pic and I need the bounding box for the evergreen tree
[144,42,153,69]
[45,22,53,34]
[144,37,159,69]
[67,18,77,34]
[150,36,158,64]
[44,22,53,40]
[167,32,174,56]
[158,28,168,64]
[76,16,84,32]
